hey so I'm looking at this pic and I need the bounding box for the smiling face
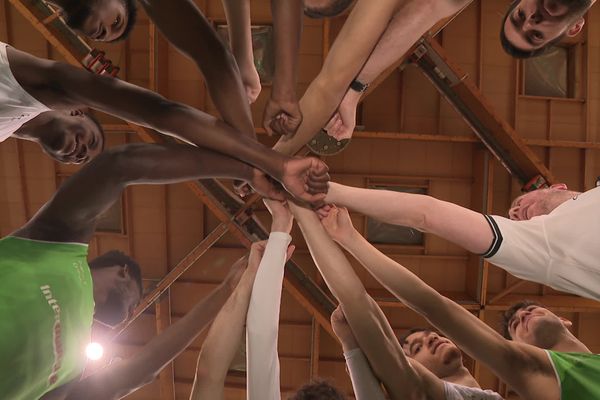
[402,330,464,378]
[38,111,104,165]
[502,0,591,54]
[506,304,572,348]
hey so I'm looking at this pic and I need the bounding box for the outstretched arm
[63,260,245,400]
[190,244,262,400]
[12,143,287,244]
[324,207,556,399]
[140,0,256,137]
[324,182,494,255]
[246,200,294,400]
[6,46,331,203]
[262,0,303,137]
[290,203,439,400]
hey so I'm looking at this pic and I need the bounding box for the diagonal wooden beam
[411,36,555,186]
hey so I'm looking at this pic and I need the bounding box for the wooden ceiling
[1,1,600,399]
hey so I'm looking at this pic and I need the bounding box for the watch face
[307,129,351,156]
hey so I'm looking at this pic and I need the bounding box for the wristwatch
[349,78,369,93]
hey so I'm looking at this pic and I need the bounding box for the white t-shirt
[0,42,49,142]
[483,187,600,301]
[444,382,504,400]
[246,232,291,400]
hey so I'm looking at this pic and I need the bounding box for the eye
[517,9,526,21]
[414,344,422,354]
[112,16,120,28]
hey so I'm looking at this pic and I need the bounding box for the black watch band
[349,79,369,93]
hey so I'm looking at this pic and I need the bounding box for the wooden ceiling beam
[486,294,600,313]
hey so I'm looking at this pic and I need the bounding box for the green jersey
[547,350,600,399]
[0,236,95,400]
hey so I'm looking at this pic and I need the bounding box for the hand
[264,198,294,233]
[249,169,286,201]
[239,61,262,104]
[331,306,359,351]
[320,206,356,243]
[324,89,360,140]
[281,157,330,206]
[223,255,248,292]
[263,97,303,137]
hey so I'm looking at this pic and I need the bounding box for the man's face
[93,266,141,327]
[508,183,571,220]
[507,305,571,348]
[68,0,129,42]
[40,112,104,164]
[402,331,463,377]
[503,0,591,51]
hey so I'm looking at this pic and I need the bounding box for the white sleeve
[344,348,386,400]
[246,232,291,400]
[482,215,551,286]
[443,381,504,400]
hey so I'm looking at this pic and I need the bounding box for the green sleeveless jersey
[0,236,95,400]
[547,351,600,399]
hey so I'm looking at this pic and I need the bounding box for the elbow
[408,195,437,233]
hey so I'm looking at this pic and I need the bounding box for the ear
[559,317,573,328]
[550,183,568,190]
[118,264,129,279]
[566,18,585,37]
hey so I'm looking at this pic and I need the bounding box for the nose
[427,332,440,348]
[525,11,543,26]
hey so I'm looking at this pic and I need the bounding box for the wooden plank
[486,294,600,313]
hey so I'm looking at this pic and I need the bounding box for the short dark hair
[501,300,543,340]
[111,0,137,42]
[89,250,143,296]
[289,380,346,400]
[304,0,354,19]
[84,112,106,152]
[400,327,430,346]
[500,1,565,59]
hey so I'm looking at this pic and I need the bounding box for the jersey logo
[40,285,64,386]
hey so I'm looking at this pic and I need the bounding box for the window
[523,44,582,98]
[366,186,426,245]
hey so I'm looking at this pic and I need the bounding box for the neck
[12,112,55,142]
[442,365,481,388]
[90,270,108,304]
[550,332,591,354]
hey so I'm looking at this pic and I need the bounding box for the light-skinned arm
[324,206,558,400]
[290,202,441,400]
[221,0,262,103]
[262,0,304,137]
[6,46,329,203]
[140,0,256,138]
[323,182,494,254]
[62,259,246,400]
[246,199,294,400]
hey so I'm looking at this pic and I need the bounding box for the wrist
[271,79,297,101]
[271,219,293,234]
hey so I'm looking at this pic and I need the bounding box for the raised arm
[140,0,256,137]
[6,46,330,204]
[12,143,287,244]
[324,206,555,399]
[324,182,494,254]
[64,259,245,400]
[325,0,471,139]
[221,0,262,103]
[190,244,262,400]
[246,200,294,400]
[262,0,304,137]
[290,202,437,400]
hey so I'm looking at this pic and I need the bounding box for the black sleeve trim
[481,215,503,258]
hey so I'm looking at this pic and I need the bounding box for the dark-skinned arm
[62,257,246,400]
[262,0,303,137]
[6,46,331,204]
[139,0,256,138]
[12,143,285,244]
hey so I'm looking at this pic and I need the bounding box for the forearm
[271,0,303,101]
[222,0,253,67]
[326,183,494,254]
[142,0,255,137]
[246,232,291,400]
[344,348,387,400]
[273,0,399,155]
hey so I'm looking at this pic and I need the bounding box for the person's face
[402,331,463,378]
[78,0,128,42]
[93,266,141,327]
[508,183,570,220]
[503,0,590,51]
[39,111,104,164]
[507,305,571,348]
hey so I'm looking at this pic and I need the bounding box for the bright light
[86,342,104,361]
